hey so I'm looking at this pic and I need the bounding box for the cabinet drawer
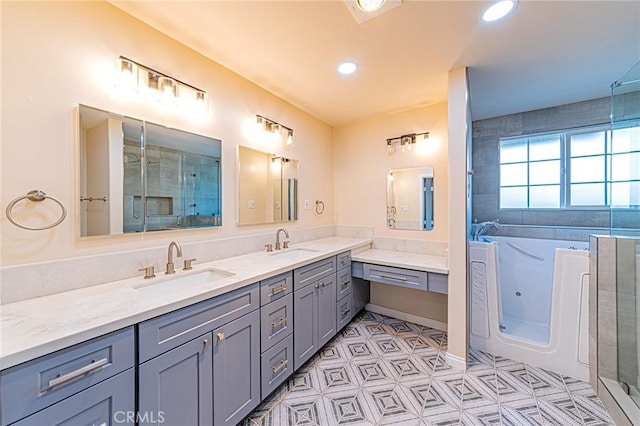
[139,284,259,363]
[337,296,352,331]
[351,261,364,279]
[260,272,292,306]
[12,368,135,426]
[336,251,351,269]
[261,293,293,351]
[293,257,336,291]
[1,327,134,426]
[261,334,293,399]
[428,272,448,294]
[363,264,428,291]
[336,267,352,300]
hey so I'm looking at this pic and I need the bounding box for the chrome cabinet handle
[217,332,225,341]
[341,309,350,318]
[270,284,287,296]
[341,258,349,264]
[378,273,408,282]
[341,281,349,288]
[203,338,211,351]
[271,317,287,331]
[47,357,109,389]
[314,284,320,289]
[272,359,289,375]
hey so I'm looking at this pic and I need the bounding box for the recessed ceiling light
[356,0,386,12]
[338,61,358,75]
[482,0,516,22]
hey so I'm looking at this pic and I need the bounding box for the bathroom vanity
[0,237,370,426]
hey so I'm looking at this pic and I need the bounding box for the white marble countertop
[0,236,371,370]
[351,248,448,274]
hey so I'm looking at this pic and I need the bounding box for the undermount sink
[267,248,319,258]
[133,267,235,290]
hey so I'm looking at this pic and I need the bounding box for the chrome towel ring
[6,190,67,231]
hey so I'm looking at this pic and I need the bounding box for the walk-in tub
[469,236,590,381]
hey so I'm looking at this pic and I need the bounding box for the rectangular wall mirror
[79,104,222,236]
[386,166,434,230]
[237,145,298,225]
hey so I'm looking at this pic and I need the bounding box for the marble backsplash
[0,225,335,304]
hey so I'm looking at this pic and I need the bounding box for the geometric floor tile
[243,311,615,426]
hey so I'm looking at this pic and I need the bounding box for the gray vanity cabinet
[138,333,213,426]
[12,369,135,426]
[293,258,337,370]
[212,309,261,426]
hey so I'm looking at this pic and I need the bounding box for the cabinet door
[318,275,337,347]
[213,310,261,426]
[293,284,318,370]
[139,333,213,426]
[13,369,134,426]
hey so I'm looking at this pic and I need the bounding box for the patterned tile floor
[243,311,614,426]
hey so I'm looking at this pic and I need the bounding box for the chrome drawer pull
[378,273,408,282]
[272,317,287,331]
[203,339,211,351]
[272,359,289,375]
[341,281,349,288]
[341,309,350,318]
[47,357,109,389]
[341,258,349,264]
[270,284,287,296]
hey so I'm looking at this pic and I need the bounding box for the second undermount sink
[267,248,319,258]
[133,267,235,290]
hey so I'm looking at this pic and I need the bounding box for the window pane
[530,185,560,208]
[529,160,560,185]
[611,182,640,207]
[611,127,640,153]
[500,186,527,208]
[611,152,640,181]
[529,135,560,161]
[571,131,605,157]
[500,163,527,186]
[571,156,605,183]
[500,139,527,163]
[571,183,605,206]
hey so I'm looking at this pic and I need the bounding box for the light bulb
[286,130,295,146]
[114,57,137,95]
[356,0,386,12]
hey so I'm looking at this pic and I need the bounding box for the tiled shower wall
[471,96,640,241]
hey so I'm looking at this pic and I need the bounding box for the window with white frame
[498,123,640,209]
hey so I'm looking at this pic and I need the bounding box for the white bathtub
[469,236,590,381]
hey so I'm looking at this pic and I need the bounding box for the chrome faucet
[472,220,500,241]
[165,241,183,274]
[275,228,289,251]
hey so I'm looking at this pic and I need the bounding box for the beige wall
[447,67,470,363]
[333,103,450,323]
[332,103,449,241]
[1,1,333,266]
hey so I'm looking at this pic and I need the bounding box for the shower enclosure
[592,61,640,424]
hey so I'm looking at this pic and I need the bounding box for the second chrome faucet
[274,228,290,251]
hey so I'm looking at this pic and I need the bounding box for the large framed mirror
[386,166,434,230]
[78,105,222,236]
[237,145,298,225]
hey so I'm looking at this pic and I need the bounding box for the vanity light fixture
[256,115,295,147]
[386,132,429,154]
[114,56,208,117]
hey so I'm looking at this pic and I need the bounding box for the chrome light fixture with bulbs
[114,56,208,117]
[386,132,429,154]
[256,115,295,147]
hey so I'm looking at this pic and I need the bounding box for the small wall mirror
[79,105,222,236]
[386,166,434,230]
[237,145,298,225]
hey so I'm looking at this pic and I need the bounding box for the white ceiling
[111,0,639,126]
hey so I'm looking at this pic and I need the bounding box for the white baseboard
[365,304,448,332]
[445,352,467,371]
